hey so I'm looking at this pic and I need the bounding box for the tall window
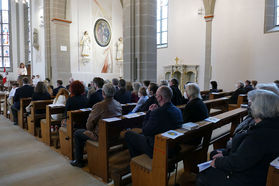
[0,0,11,68]
[276,0,279,25]
[157,0,168,48]
[26,0,31,64]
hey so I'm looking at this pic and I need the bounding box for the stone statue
[33,28,39,50]
[80,31,91,58]
[116,37,123,61]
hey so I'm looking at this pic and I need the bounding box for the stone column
[123,0,157,83]
[203,0,216,90]
[44,0,71,84]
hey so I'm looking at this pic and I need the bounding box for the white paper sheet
[204,117,220,123]
[182,122,199,130]
[161,130,184,139]
[103,117,121,122]
[270,157,279,169]
[80,108,92,112]
[197,160,212,172]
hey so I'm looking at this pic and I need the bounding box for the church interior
[0,0,279,185]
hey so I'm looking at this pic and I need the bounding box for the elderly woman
[71,83,122,167]
[196,89,279,186]
[183,83,208,123]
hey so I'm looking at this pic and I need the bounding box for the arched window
[0,0,11,68]
[265,0,279,33]
[157,0,168,48]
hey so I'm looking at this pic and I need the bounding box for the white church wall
[31,0,45,79]
[10,0,18,81]
[70,0,123,85]
[212,0,279,91]
[157,0,206,88]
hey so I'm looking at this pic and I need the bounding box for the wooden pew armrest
[131,154,152,171]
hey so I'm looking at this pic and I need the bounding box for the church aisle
[0,116,106,186]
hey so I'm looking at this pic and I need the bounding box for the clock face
[94,18,111,47]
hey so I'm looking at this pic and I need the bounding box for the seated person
[114,79,131,104]
[169,78,187,106]
[137,83,159,112]
[131,82,142,103]
[229,81,246,104]
[209,81,219,93]
[53,80,65,96]
[63,81,88,128]
[131,87,148,113]
[8,82,19,105]
[11,77,34,125]
[183,83,208,123]
[112,78,119,92]
[51,88,69,120]
[244,80,254,93]
[125,86,183,158]
[25,82,51,114]
[251,80,258,89]
[274,80,279,88]
[70,83,122,167]
[196,89,279,186]
[88,77,104,108]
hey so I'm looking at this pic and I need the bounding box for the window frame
[275,0,279,26]
[0,0,12,71]
[157,0,169,49]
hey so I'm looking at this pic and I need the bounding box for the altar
[164,63,199,91]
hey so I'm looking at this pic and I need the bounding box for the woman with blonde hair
[52,88,69,120]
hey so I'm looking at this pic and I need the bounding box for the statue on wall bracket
[80,31,91,63]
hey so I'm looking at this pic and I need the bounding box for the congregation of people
[5,75,279,186]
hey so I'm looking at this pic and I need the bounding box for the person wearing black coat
[53,80,65,96]
[183,83,208,123]
[229,82,246,104]
[88,77,104,108]
[137,83,159,112]
[11,77,34,125]
[114,79,131,104]
[244,80,254,93]
[196,90,279,186]
[169,78,187,106]
[31,82,51,115]
[125,86,183,158]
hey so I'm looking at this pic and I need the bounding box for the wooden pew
[86,113,145,183]
[121,103,137,115]
[59,109,91,160]
[200,89,223,100]
[41,105,65,147]
[228,94,247,111]
[130,108,247,186]
[266,157,279,186]
[18,98,32,128]
[3,94,8,118]
[209,91,234,100]
[27,100,53,136]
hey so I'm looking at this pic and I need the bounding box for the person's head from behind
[20,63,25,68]
[112,78,119,86]
[35,82,48,94]
[69,77,74,84]
[169,78,179,87]
[155,86,173,107]
[36,75,40,79]
[237,81,244,89]
[126,82,133,92]
[45,78,51,84]
[138,87,147,97]
[119,79,126,89]
[12,82,19,88]
[256,83,279,95]
[274,80,279,88]
[245,80,251,86]
[143,80,150,88]
[252,80,257,88]
[248,89,279,122]
[185,83,201,100]
[160,80,168,86]
[102,83,116,99]
[55,88,69,101]
[57,80,63,87]
[148,83,158,97]
[22,77,29,85]
[70,80,84,96]
[93,77,105,89]
[210,81,218,90]
[133,82,142,93]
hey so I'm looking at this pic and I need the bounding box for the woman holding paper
[196,89,279,186]
[51,88,69,120]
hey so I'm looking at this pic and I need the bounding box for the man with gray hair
[229,81,246,104]
[71,83,122,167]
[125,86,183,158]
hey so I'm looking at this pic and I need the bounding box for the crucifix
[175,57,180,65]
